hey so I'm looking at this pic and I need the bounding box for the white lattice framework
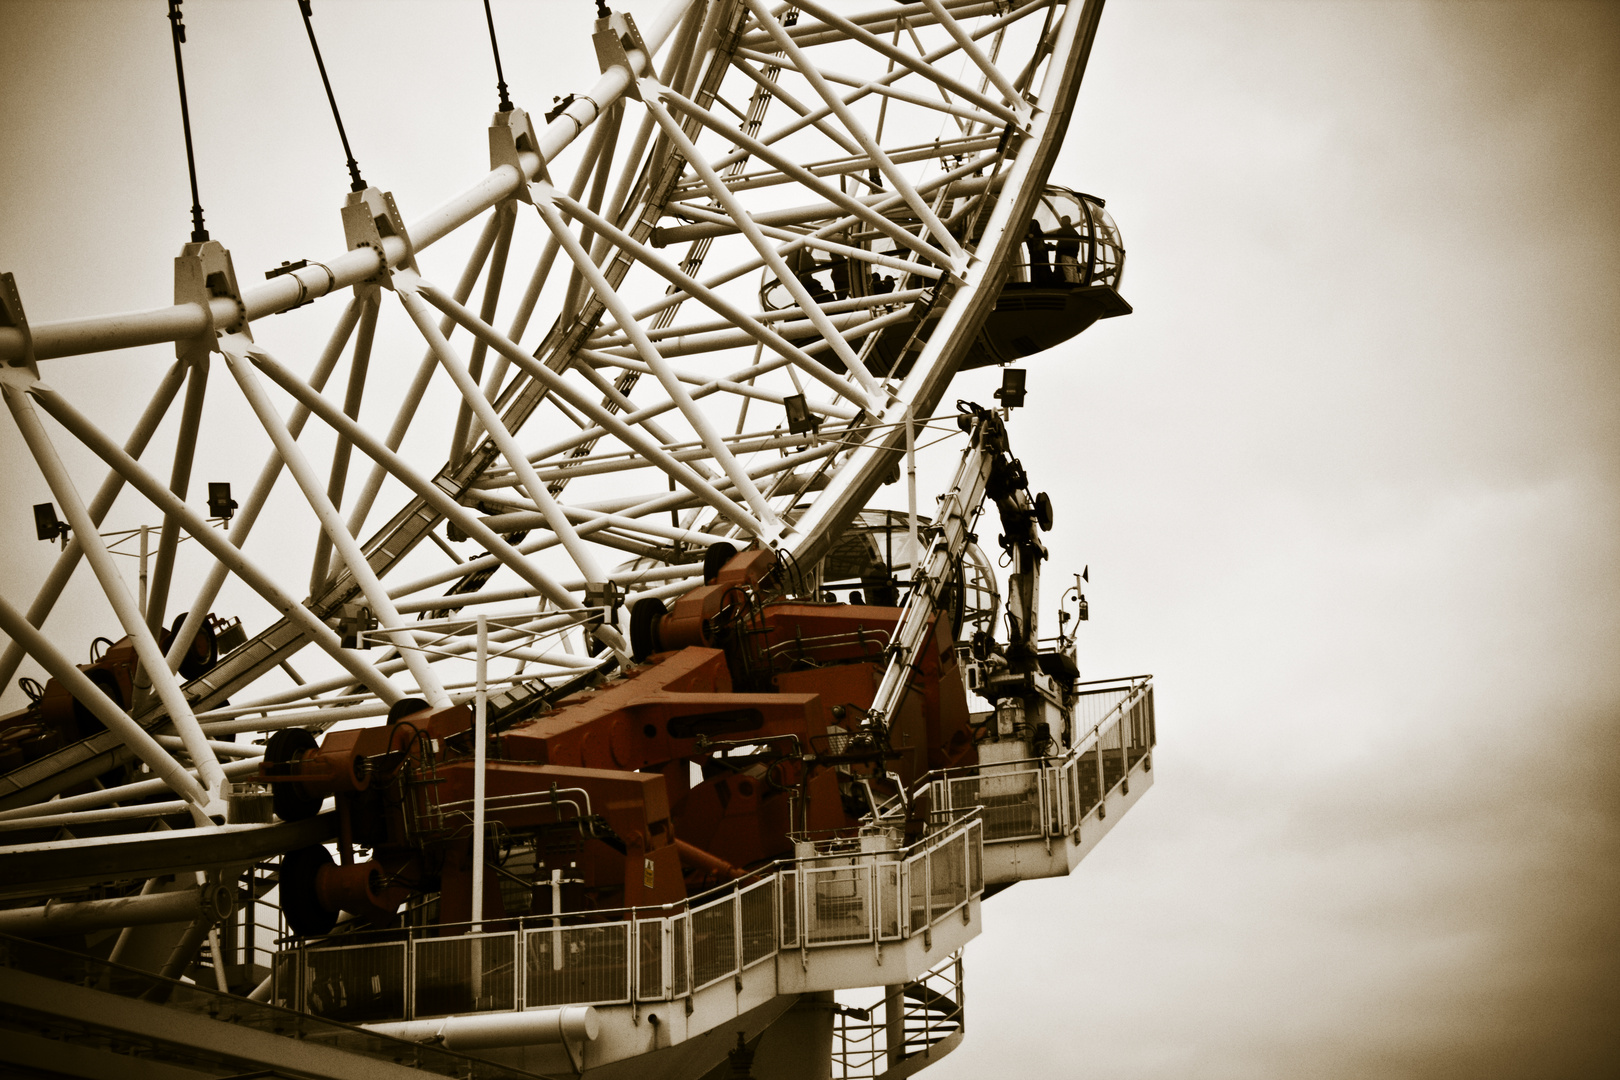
[0,0,1106,836]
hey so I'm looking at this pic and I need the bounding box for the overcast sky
[1,2,1617,1078]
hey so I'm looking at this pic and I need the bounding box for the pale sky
[1,2,1617,1078]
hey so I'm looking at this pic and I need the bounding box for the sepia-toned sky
[1,2,1616,1078]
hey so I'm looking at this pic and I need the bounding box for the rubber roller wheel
[280,845,338,937]
[703,542,739,585]
[167,612,218,681]
[630,597,668,662]
[265,728,322,823]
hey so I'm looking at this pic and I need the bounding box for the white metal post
[551,868,564,971]
[139,524,150,617]
[471,613,488,931]
[906,407,919,578]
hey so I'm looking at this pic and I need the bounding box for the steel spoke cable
[166,0,209,241]
[483,0,514,113]
[296,0,367,191]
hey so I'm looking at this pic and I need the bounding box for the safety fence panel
[1067,749,1102,821]
[301,940,407,1024]
[804,864,873,945]
[928,834,968,924]
[270,948,299,1010]
[967,820,984,894]
[779,870,798,948]
[671,914,689,998]
[1073,686,1133,732]
[905,852,927,934]
[739,878,777,968]
[876,861,903,940]
[524,924,629,1007]
[412,932,518,1018]
[691,896,738,990]
[637,919,665,1001]
[963,769,1044,842]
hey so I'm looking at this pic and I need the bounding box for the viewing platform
[254,677,1154,1076]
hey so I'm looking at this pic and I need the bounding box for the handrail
[284,807,985,949]
[907,675,1153,788]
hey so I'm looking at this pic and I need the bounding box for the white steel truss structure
[0,0,1107,831]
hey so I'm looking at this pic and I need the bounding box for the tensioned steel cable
[166,0,208,242]
[296,0,367,192]
[483,0,514,113]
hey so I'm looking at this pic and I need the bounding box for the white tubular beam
[753,56,999,128]
[530,191,783,534]
[242,348,587,617]
[363,1006,600,1051]
[0,800,193,832]
[566,358,712,477]
[548,191,882,408]
[919,0,1028,111]
[662,85,969,265]
[455,202,516,456]
[634,97,885,403]
[395,565,701,616]
[592,289,927,345]
[143,353,209,645]
[475,503,725,548]
[347,202,504,542]
[29,383,404,704]
[416,283,774,536]
[0,590,208,807]
[166,295,364,678]
[0,2,703,366]
[379,434,838,603]
[660,200,944,281]
[725,54,866,160]
[394,278,605,582]
[220,344,448,708]
[739,0,968,266]
[789,0,1025,126]
[0,758,264,822]
[311,289,379,596]
[0,886,231,937]
[712,0,1042,177]
[0,358,187,691]
[4,380,225,798]
[152,734,264,759]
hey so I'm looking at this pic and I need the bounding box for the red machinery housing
[264,547,976,937]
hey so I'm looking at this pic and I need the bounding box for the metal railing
[273,814,984,1023]
[922,678,1154,845]
[832,954,965,1080]
[0,933,537,1080]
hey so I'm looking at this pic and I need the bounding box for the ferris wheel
[0,4,1145,1074]
[0,0,1116,828]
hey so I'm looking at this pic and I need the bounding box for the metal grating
[524,924,629,1007]
[413,933,517,1017]
[691,898,737,989]
[637,919,664,1000]
[302,941,407,1024]
[740,879,776,967]
[806,865,871,945]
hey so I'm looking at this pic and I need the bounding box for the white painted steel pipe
[0,757,264,822]
[29,383,403,704]
[0,0,697,364]
[0,545,209,808]
[0,358,187,691]
[5,382,225,798]
[363,1006,600,1050]
[0,882,233,937]
[221,344,449,709]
